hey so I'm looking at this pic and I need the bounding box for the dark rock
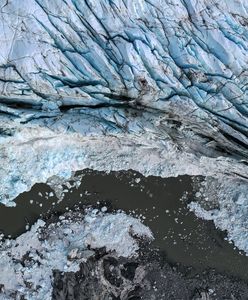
[52,245,248,300]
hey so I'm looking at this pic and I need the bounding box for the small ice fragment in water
[101,206,108,213]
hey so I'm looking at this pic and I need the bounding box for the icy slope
[0,0,247,269]
[0,0,248,157]
[0,0,248,204]
[1,109,248,206]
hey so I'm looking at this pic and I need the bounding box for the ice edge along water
[0,208,153,300]
[0,0,248,279]
[0,0,248,204]
[189,176,248,255]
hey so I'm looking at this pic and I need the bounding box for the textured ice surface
[0,0,248,254]
[1,113,248,206]
[0,208,153,299]
[0,0,248,155]
[189,177,248,255]
[0,0,248,205]
[0,0,248,199]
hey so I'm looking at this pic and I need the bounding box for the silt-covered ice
[0,208,153,300]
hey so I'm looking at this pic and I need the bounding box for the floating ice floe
[0,208,153,300]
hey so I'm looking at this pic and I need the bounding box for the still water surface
[0,169,248,281]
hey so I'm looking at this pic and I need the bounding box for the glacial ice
[0,0,248,256]
[0,0,247,195]
[0,0,248,202]
[0,208,153,299]
[189,176,248,255]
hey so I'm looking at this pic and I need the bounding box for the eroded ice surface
[189,177,248,255]
[0,0,248,257]
[0,0,248,204]
[0,208,153,300]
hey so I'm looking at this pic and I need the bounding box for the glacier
[0,0,248,156]
[0,0,247,202]
[0,0,248,261]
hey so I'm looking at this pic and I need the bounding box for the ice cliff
[0,0,248,204]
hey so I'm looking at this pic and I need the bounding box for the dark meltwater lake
[1,169,248,282]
